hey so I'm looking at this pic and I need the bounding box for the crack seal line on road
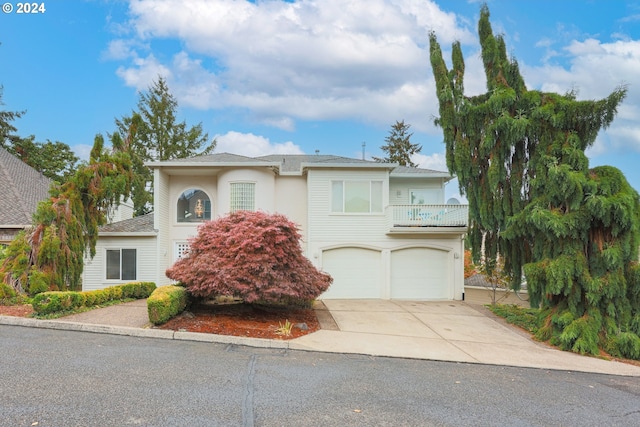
[242,354,257,427]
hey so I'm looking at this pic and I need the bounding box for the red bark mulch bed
[155,301,320,340]
[0,304,34,317]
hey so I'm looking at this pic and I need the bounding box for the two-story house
[83,153,468,301]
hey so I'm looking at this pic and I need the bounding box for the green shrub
[486,304,541,333]
[147,285,188,325]
[92,289,108,305]
[119,283,136,298]
[32,291,85,314]
[81,291,96,306]
[0,282,17,302]
[106,286,123,300]
[31,282,156,314]
[612,332,640,360]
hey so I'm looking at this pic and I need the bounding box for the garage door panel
[321,248,381,299]
[391,248,449,300]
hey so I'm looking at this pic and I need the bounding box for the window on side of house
[230,182,256,212]
[106,249,137,281]
[331,180,383,213]
[409,189,438,205]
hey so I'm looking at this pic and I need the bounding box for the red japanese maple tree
[166,211,332,305]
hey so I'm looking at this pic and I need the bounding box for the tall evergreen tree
[373,120,422,167]
[7,135,79,183]
[1,86,77,183]
[115,77,215,215]
[0,129,134,294]
[430,5,640,359]
[0,85,24,147]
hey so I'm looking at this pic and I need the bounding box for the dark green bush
[0,282,17,302]
[147,285,188,325]
[32,282,156,314]
[32,291,84,314]
[610,332,640,360]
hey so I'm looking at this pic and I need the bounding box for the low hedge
[147,285,188,325]
[32,281,156,315]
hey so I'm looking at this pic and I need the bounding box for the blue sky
[1,0,639,201]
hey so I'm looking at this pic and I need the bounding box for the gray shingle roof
[98,212,156,234]
[257,154,381,173]
[390,165,452,179]
[167,152,271,163]
[145,152,451,177]
[0,146,52,226]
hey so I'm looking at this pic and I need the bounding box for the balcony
[386,204,468,234]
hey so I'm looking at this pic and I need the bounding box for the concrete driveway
[292,299,640,376]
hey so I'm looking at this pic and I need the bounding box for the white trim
[98,232,157,237]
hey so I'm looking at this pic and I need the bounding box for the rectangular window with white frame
[230,182,256,212]
[331,180,383,213]
[106,248,137,281]
[410,189,440,205]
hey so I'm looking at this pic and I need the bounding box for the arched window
[177,189,211,222]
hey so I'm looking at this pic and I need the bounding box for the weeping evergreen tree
[430,4,640,359]
[0,127,135,294]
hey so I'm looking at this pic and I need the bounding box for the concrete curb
[3,310,640,377]
[0,316,290,349]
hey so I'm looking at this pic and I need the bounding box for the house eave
[98,231,158,237]
[300,162,398,171]
[145,161,281,169]
[390,173,453,181]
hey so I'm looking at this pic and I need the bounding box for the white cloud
[111,0,474,130]
[71,144,94,161]
[115,54,172,89]
[109,0,640,163]
[412,151,447,172]
[102,39,147,60]
[522,38,640,155]
[214,131,304,157]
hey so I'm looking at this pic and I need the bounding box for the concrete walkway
[2,299,639,377]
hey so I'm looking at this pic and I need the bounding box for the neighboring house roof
[0,146,52,227]
[146,152,452,179]
[464,273,493,288]
[98,212,157,236]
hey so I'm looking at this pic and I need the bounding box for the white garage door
[391,248,449,299]
[321,248,382,299]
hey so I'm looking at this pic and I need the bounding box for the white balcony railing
[387,204,468,228]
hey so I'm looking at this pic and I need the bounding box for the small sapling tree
[166,211,332,305]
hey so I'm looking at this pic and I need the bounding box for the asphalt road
[1,325,639,427]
